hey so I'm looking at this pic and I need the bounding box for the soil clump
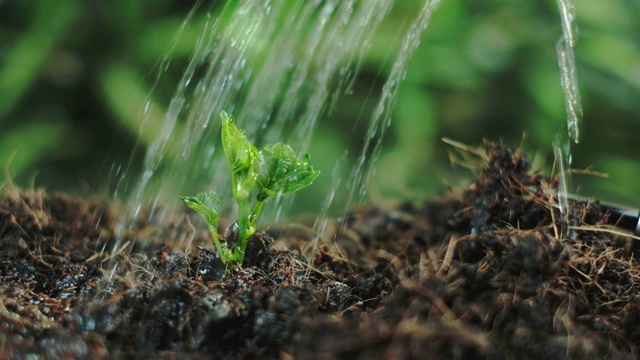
[1,141,639,359]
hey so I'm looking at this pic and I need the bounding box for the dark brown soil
[2,141,639,359]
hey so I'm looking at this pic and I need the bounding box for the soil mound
[1,141,639,359]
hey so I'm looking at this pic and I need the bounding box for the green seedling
[181,111,319,269]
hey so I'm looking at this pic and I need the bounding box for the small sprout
[182,111,319,270]
[180,191,232,263]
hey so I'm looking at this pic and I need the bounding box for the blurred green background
[1,0,639,207]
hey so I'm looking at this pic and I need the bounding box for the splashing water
[553,137,572,237]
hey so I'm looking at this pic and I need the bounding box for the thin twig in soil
[104,240,131,263]
[569,225,640,241]
[442,137,488,160]
[568,264,608,295]
[437,234,458,277]
[398,276,491,351]
[568,168,609,177]
[174,213,197,255]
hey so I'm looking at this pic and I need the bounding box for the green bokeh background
[1,0,639,208]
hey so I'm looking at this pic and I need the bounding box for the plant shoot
[181,111,319,269]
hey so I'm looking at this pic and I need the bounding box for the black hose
[598,202,640,236]
[567,194,640,236]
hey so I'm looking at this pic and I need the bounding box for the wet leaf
[257,143,320,201]
[220,111,259,201]
[181,191,220,225]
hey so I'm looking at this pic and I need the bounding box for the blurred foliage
[1,0,639,208]
[0,0,202,190]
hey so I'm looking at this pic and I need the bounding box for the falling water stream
[554,0,582,234]
[114,0,443,253]
[556,0,583,144]
[116,0,396,240]
[115,0,584,252]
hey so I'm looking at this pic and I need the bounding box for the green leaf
[180,191,220,225]
[184,112,319,271]
[220,111,259,201]
[256,143,320,201]
[181,190,232,264]
[0,0,78,120]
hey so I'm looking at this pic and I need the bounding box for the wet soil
[1,141,639,359]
